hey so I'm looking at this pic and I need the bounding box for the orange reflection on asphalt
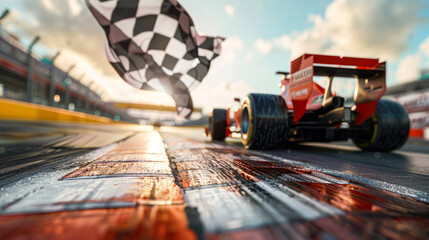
[0,206,196,240]
[206,215,429,240]
[284,182,429,214]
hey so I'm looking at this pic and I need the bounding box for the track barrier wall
[0,98,119,124]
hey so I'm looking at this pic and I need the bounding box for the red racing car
[208,54,410,151]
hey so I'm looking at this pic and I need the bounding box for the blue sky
[1,0,429,113]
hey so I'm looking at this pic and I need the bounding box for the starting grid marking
[162,133,429,239]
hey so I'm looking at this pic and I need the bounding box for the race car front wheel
[240,94,288,150]
[353,99,409,152]
[209,108,227,141]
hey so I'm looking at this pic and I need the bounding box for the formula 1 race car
[208,54,410,152]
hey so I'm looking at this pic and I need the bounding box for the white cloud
[41,0,55,13]
[420,37,429,69]
[254,39,273,55]
[308,13,323,24]
[396,54,422,83]
[4,10,38,31]
[224,5,235,17]
[265,0,423,61]
[69,0,83,17]
[224,36,244,51]
[274,35,292,50]
[396,36,429,83]
[420,37,429,57]
[245,51,254,61]
[216,36,244,65]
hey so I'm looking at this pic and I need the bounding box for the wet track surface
[1,121,429,239]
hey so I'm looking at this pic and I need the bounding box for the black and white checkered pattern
[87,0,224,118]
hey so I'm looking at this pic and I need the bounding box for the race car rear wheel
[240,94,288,150]
[353,99,409,152]
[209,108,227,141]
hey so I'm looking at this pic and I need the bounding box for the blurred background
[0,0,428,138]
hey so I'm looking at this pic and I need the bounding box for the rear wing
[288,54,386,125]
[313,64,385,79]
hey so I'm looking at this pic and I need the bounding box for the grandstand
[385,69,429,139]
[0,15,141,123]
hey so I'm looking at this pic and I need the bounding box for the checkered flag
[87,0,224,118]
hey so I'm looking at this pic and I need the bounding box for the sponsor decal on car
[291,88,309,98]
[291,67,313,86]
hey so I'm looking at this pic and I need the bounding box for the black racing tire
[209,108,227,141]
[353,99,409,152]
[240,93,289,150]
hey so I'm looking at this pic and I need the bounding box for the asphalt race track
[1,120,429,239]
